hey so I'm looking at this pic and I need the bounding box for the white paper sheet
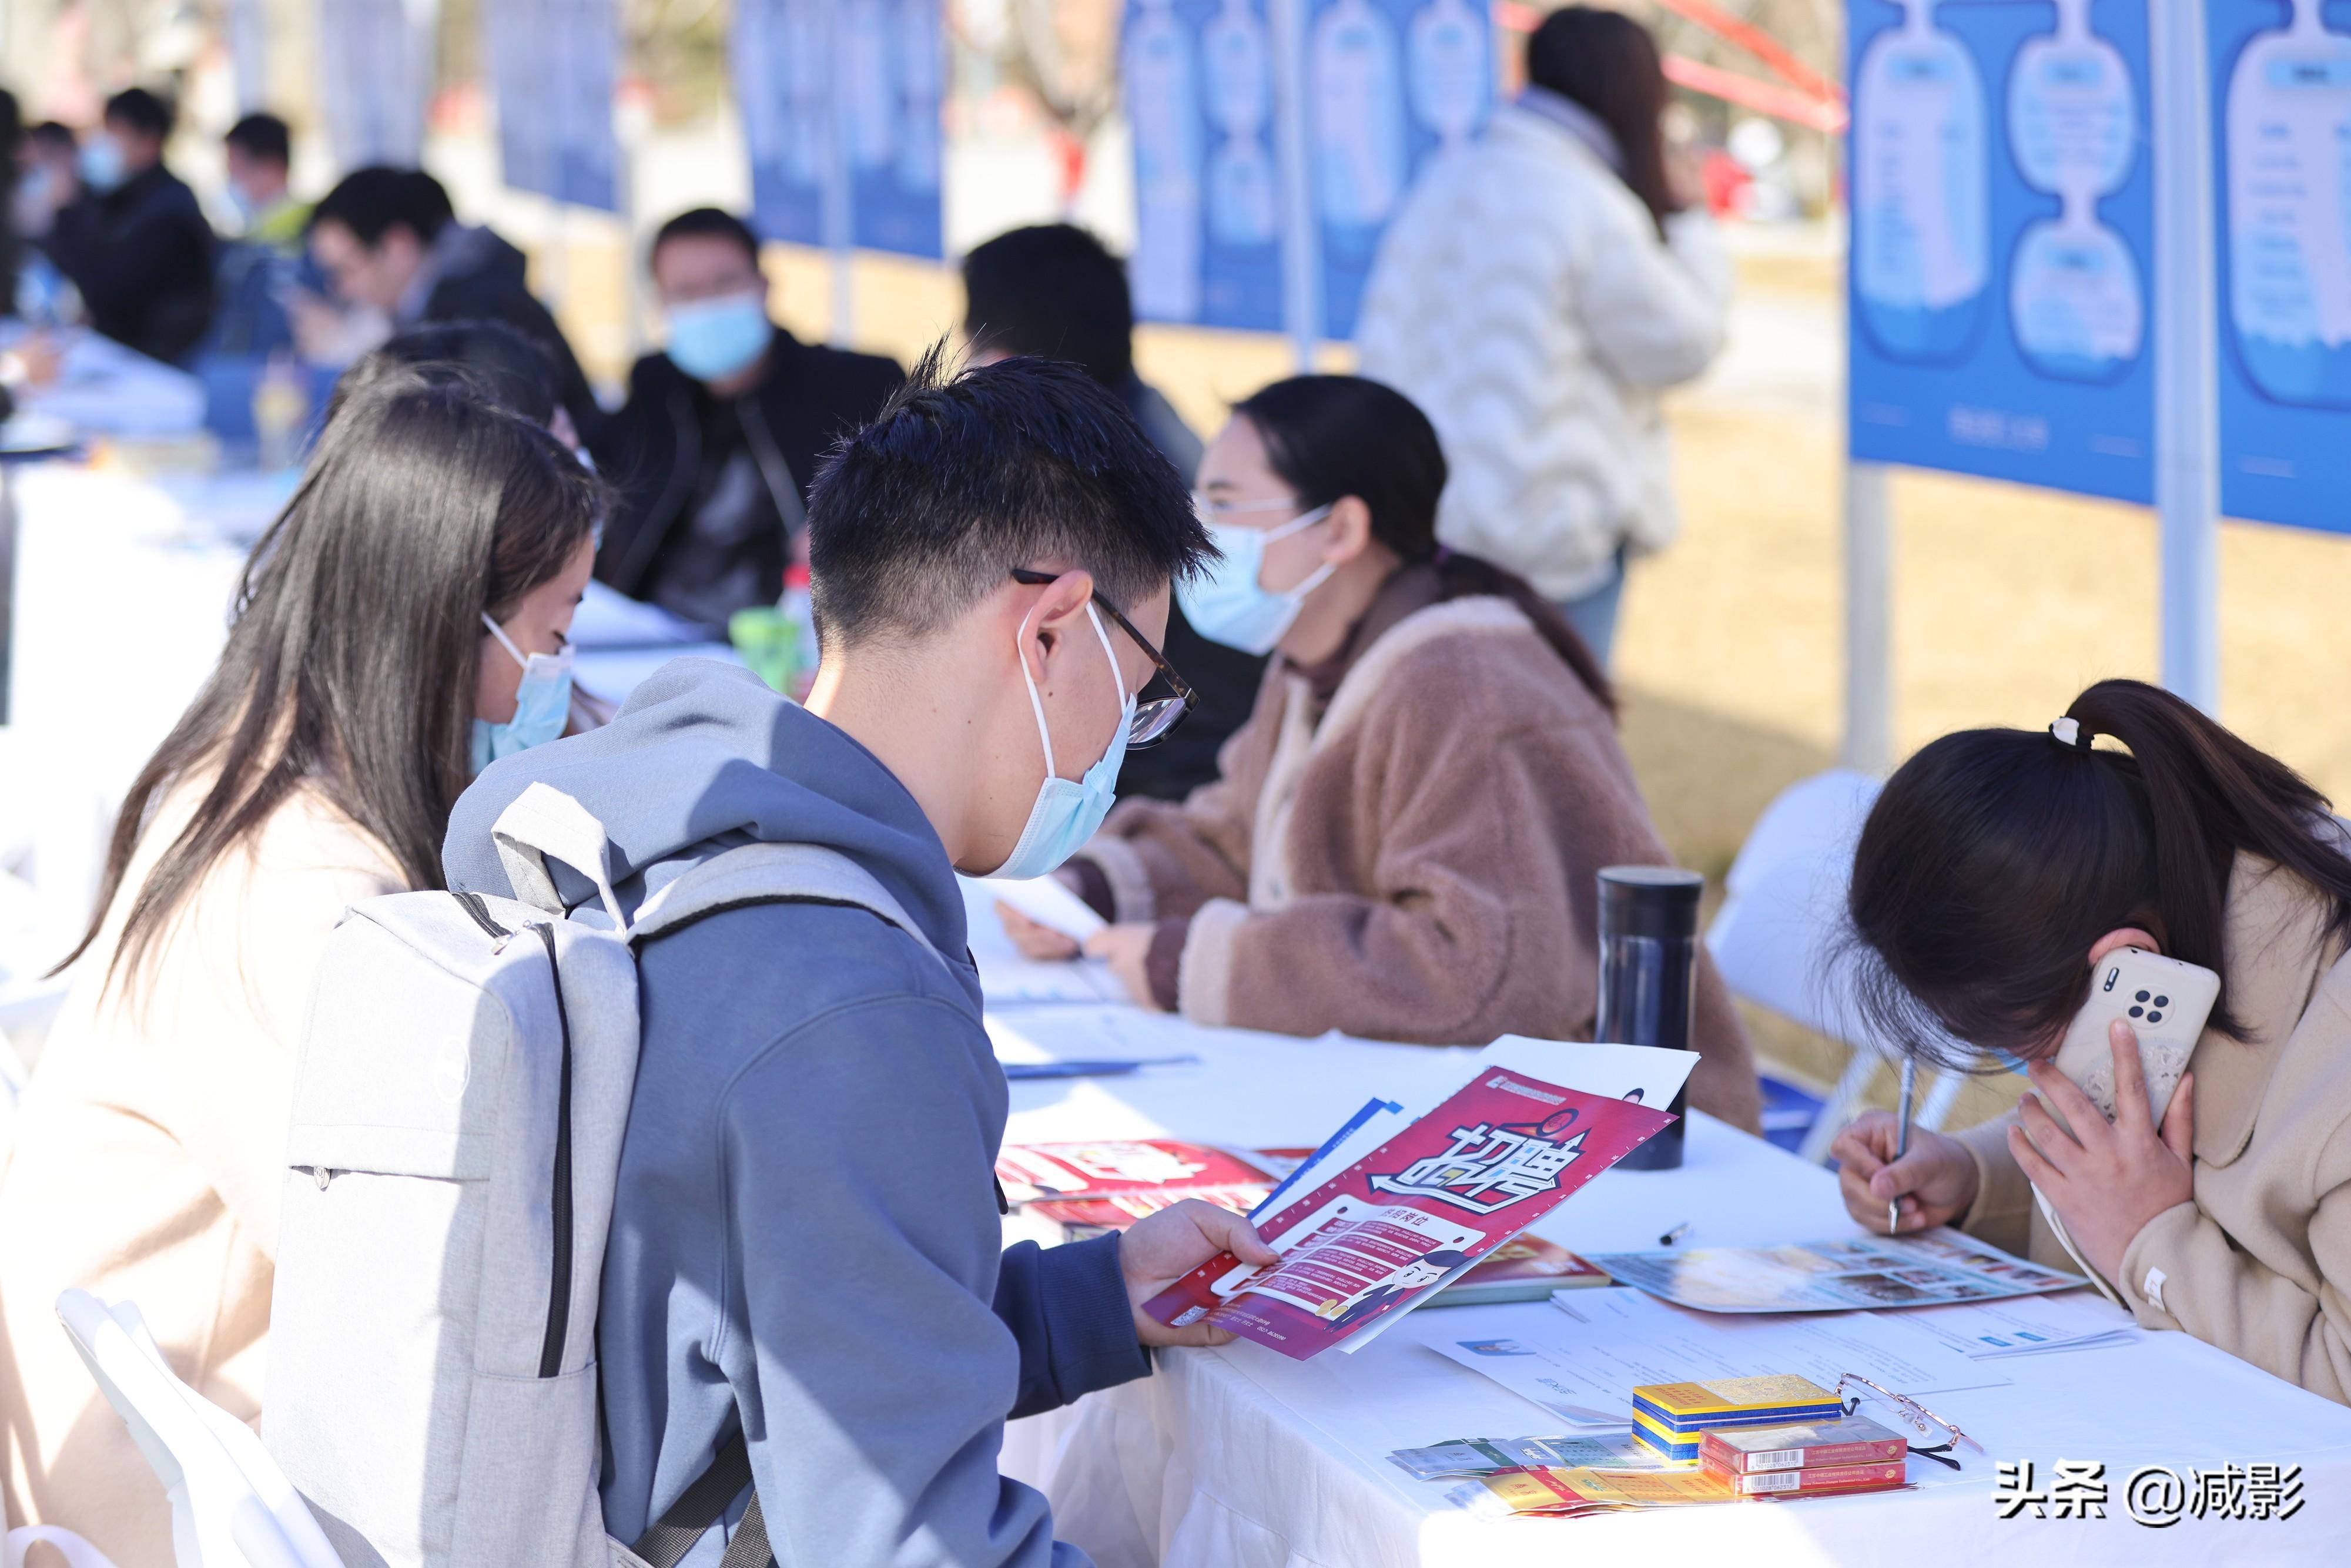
[970,874,1108,942]
[1422,1286,2012,1430]
[1890,1293,2139,1361]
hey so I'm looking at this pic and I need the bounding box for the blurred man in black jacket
[41,88,213,364]
[962,223,1267,802]
[302,166,599,441]
[589,208,902,631]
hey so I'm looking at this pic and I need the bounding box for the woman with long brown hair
[1356,4,1729,666]
[0,374,602,1562]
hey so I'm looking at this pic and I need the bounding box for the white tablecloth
[1,461,737,947]
[970,884,2351,1564]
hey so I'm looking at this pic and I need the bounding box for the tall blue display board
[1123,0,1490,339]
[2208,0,2351,532]
[487,0,621,212]
[1847,0,2156,504]
[732,0,945,259]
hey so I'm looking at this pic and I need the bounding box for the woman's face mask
[987,604,1134,880]
[471,613,575,776]
[1178,499,1336,655]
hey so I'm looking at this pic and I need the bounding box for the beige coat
[1957,856,2351,1403]
[0,786,401,1565]
[1079,595,1762,1133]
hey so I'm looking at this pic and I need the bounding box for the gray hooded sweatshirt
[443,660,1148,1566]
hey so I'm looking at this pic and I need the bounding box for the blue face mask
[1178,504,1335,655]
[989,604,1134,880]
[78,136,127,194]
[471,614,575,776]
[665,292,772,383]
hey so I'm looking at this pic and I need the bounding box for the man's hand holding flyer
[1143,1040,1697,1360]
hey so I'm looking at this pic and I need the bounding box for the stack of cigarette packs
[1629,1375,1845,1465]
[1699,1413,1910,1498]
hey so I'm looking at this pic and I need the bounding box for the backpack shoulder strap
[624,841,951,975]
[628,1433,773,1568]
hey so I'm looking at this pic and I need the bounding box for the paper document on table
[1584,1228,2082,1312]
[1420,1286,2011,1430]
[1891,1293,2139,1361]
[969,875,1108,942]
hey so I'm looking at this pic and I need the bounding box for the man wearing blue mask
[589,207,904,632]
[41,87,214,364]
[447,351,1266,1566]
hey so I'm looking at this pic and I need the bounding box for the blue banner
[1123,0,1491,337]
[1847,0,2155,504]
[732,0,943,259]
[487,0,620,212]
[2209,0,2351,531]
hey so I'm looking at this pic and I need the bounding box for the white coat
[1355,99,1732,601]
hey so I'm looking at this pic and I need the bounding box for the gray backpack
[264,783,947,1568]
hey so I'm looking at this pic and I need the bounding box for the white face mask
[1177,501,1335,655]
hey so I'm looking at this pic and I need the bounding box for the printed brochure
[1142,1044,1691,1360]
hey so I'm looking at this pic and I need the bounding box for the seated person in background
[1002,374,1761,1133]
[447,354,1270,1562]
[12,120,77,242]
[40,87,215,364]
[300,165,600,440]
[590,207,902,631]
[1832,680,2351,1405]
[223,113,307,252]
[962,222,1265,802]
[0,376,602,1564]
[206,113,312,358]
[327,317,579,451]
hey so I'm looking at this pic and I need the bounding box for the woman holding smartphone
[1831,679,2351,1402]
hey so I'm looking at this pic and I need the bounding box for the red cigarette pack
[1697,1415,1908,1475]
[1700,1458,1908,1497]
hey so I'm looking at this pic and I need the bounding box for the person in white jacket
[1355,6,1732,665]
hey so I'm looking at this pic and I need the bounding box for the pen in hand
[1889,1057,1916,1234]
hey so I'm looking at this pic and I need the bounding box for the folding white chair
[51,1292,343,1568]
[1705,770,1984,1163]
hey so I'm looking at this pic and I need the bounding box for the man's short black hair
[226,112,292,168]
[29,122,76,156]
[807,348,1211,651]
[311,166,455,247]
[962,224,1135,390]
[649,207,761,273]
[103,87,174,141]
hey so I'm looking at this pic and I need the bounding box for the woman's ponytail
[1846,678,2351,1068]
[2064,680,2351,1038]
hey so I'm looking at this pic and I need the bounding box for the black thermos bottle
[1595,865,1704,1171]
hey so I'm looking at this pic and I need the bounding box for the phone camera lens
[2148,1011,2164,1024]
[2128,1006,2144,1018]
[2135,990,2151,1003]
[2154,994,2169,1008]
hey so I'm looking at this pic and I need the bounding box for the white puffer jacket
[1355,100,1732,600]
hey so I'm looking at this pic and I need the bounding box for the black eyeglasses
[1009,568,1195,748]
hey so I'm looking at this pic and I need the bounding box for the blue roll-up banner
[1123,0,1491,338]
[487,0,621,212]
[1847,0,2156,504]
[2209,0,2351,532]
[732,0,945,259]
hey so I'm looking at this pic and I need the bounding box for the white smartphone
[2042,947,2219,1137]
[2032,947,2217,1301]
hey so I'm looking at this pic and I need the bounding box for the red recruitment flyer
[1144,1068,1676,1360]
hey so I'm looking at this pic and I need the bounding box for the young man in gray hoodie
[443,353,1273,1566]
